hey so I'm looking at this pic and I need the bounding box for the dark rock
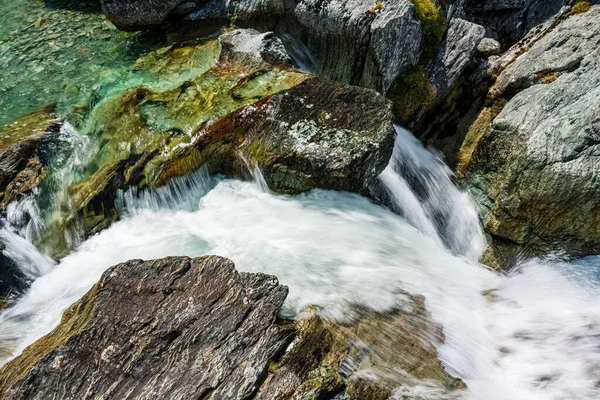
[0,256,290,399]
[460,0,569,46]
[100,0,209,30]
[0,256,463,399]
[0,108,60,208]
[458,5,600,268]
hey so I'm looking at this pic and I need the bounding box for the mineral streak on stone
[0,256,290,400]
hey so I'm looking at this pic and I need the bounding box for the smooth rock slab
[0,256,290,400]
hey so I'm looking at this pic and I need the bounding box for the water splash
[238,151,270,193]
[380,126,485,262]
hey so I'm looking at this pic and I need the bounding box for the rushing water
[0,126,599,399]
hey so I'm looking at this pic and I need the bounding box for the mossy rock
[256,295,465,399]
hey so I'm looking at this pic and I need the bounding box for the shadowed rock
[0,256,290,399]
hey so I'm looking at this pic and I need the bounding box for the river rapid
[0,124,599,400]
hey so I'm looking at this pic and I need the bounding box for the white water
[0,128,599,400]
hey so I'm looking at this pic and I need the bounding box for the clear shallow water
[0,129,598,399]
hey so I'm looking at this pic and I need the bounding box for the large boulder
[458,5,600,268]
[0,256,463,399]
[66,32,394,240]
[0,256,290,399]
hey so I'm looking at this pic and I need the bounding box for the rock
[256,298,464,399]
[477,37,501,56]
[0,256,463,399]
[176,77,396,195]
[101,0,423,93]
[0,108,60,208]
[99,0,208,30]
[458,5,600,268]
[391,17,490,167]
[66,35,394,240]
[0,256,290,399]
[460,0,569,46]
[430,18,486,100]
[218,28,292,68]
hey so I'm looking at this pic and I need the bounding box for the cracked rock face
[459,5,600,268]
[0,256,290,399]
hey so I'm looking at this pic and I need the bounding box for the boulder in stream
[458,4,600,268]
[67,31,394,240]
[0,256,464,399]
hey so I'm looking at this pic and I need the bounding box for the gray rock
[0,256,290,399]
[100,0,208,30]
[477,37,501,56]
[431,18,486,98]
[218,28,292,67]
[459,5,600,268]
[233,0,423,93]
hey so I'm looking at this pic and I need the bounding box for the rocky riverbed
[0,0,599,399]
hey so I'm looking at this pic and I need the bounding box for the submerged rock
[0,256,463,399]
[0,256,290,399]
[257,301,464,399]
[0,107,61,208]
[458,5,600,268]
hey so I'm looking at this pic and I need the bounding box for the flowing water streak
[380,126,485,262]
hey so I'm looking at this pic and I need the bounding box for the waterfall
[380,125,485,262]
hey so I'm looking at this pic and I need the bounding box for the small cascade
[0,195,55,282]
[379,126,485,262]
[238,152,270,193]
[280,34,322,74]
[116,167,216,214]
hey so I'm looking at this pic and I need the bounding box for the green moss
[567,0,591,16]
[534,68,558,84]
[387,65,436,123]
[409,0,446,62]
[0,106,59,150]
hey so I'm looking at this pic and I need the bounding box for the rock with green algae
[66,32,394,239]
[255,298,465,399]
[0,256,290,400]
[457,5,600,269]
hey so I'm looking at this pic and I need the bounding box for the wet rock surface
[0,108,61,208]
[458,5,600,268]
[0,256,290,399]
[0,256,463,400]
[68,32,394,239]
